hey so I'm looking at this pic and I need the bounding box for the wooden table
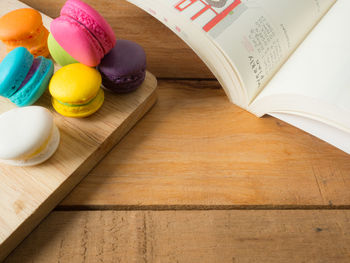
[4,1,350,262]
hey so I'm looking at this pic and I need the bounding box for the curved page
[127,0,335,105]
[250,0,350,131]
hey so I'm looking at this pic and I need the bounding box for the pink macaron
[50,0,116,67]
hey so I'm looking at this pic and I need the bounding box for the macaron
[47,33,78,66]
[97,39,146,93]
[0,47,54,107]
[50,0,116,67]
[0,106,60,166]
[0,8,50,57]
[49,63,104,118]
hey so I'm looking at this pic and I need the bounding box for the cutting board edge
[0,81,158,262]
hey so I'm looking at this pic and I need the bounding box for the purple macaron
[97,39,146,93]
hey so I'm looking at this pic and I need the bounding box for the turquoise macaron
[0,47,54,107]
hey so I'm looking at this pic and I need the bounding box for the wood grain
[2,0,350,261]
[20,0,214,79]
[59,80,350,208]
[0,72,157,262]
[0,1,158,261]
[5,210,350,263]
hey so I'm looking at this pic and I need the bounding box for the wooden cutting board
[0,0,157,261]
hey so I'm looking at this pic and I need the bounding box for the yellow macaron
[49,63,104,117]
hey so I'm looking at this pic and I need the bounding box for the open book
[126,0,350,154]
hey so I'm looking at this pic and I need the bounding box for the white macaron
[0,106,60,166]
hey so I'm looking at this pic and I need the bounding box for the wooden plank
[20,0,214,79]
[4,210,350,262]
[0,1,158,261]
[60,80,350,208]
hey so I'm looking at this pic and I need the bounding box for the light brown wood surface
[3,0,350,262]
[59,80,350,208]
[0,72,157,261]
[0,1,157,261]
[5,210,350,263]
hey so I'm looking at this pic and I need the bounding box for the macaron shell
[10,57,54,107]
[3,25,45,49]
[5,29,50,58]
[27,27,50,57]
[47,33,78,66]
[7,27,51,58]
[0,8,42,41]
[98,39,146,93]
[50,16,104,67]
[101,70,145,93]
[0,9,49,57]
[0,47,33,98]
[49,63,102,104]
[0,106,54,160]
[61,0,116,54]
[0,124,60,167]
[52,88,104,118]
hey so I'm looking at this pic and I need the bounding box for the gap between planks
[55,205,350,211]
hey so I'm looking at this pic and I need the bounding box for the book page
[158,0,335,101]
[272,113,350,154]
[250,0,350,132]
[128,0,247,106]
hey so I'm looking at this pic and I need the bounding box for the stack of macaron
[50,0,116,67]
[48,0,147,117]
[0,0,147,115]
[0,0,148,166]
[0,8,53,109]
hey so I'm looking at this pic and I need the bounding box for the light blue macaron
[0,47,33,98]
[0,47,54,107]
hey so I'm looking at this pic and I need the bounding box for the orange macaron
[0,8,49,57]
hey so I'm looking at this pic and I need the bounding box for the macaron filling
[18,124,60,166]
[15,125,54,161]
[0,9,49,57]
[9,56,54,107]
[0,106,60,166]
[16,58,41,92]
[100,69,146,93]
[51,89,104,117]
[55,88,101,107]
[0,124,60,166]
[3,26,43,46]
[50,15,104,66]
[0,47,33,98]
[66,15,105,54]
